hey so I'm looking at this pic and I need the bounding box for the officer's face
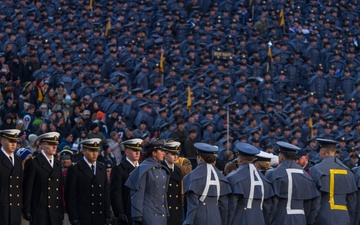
[61,159,72,168]
[295,156,308,167]
[84,149,99,164]
[126,149,140,162]
[165,152,178,164]
[152,149,165,162]
[1,138,17,154]
[42,142,58,157]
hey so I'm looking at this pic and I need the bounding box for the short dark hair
[280,151,296,160]
[199,154,216,164]
[239,154,255,163]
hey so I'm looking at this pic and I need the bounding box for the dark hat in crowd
[295,150,307,159]
[144,139,165,152]
[160,122,170,131]
[132,88,143,93]
[188,127,197,133]
[105,161,113,169]
[336,135,346,142]
[60,149,73,160]
[90,123,100,130]
[4,96,13,103]
[19,130,27,136]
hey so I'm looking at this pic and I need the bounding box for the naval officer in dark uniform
[310,138,357,225]
[0,129,22,225]
[22,132,63,225]
[227,142,274,225]
[162,140,183,225]
[125,139,170,225]
[110,138,143,225]
[65,138,111,225]
[265,141,319,225]
[183,143,232,225]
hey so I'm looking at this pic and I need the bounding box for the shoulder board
[98,161,104,165]
[72,162,77,166]
[32,156,36,159]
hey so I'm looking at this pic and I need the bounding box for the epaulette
[72,162,77,166]
[98,161,104,165]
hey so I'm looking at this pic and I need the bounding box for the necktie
[9,156,13,166]
[91,165,95,176]
[49,159,52,167]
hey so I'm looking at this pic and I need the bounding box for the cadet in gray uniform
[227,142,274,225]
[310,138,357,225]
[265,141,319,225]
[352,164,360,225]
[183,143,232,225]
[125,139,170,225]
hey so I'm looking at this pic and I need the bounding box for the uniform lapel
[172,166,182,182]
[78,159,94,180]
[122,159,135,174]
[37,153,53,174]
[94,162,103,183]
[14,155,21,167]
[0,152,13,170]
[50,159,61,177]
[161,161,170,171]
